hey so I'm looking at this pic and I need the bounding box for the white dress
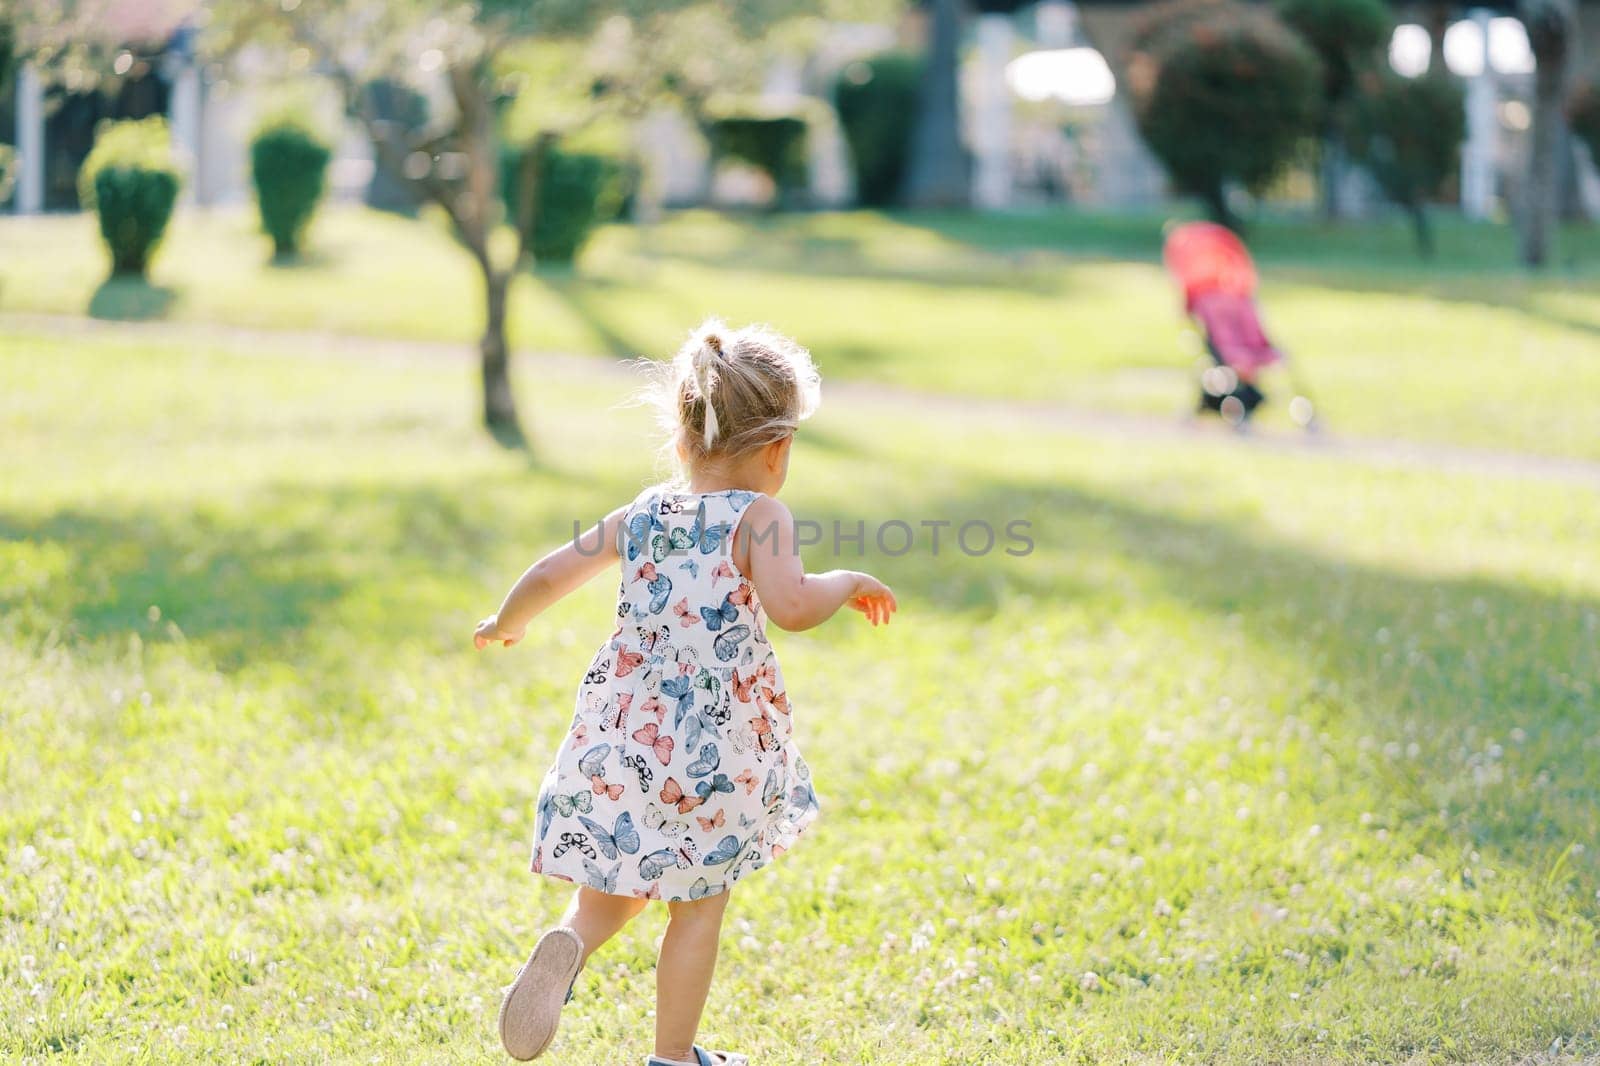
[530,485,819,901]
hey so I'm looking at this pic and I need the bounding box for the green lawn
[2,326,1597,1063]
[3,206,1600,460]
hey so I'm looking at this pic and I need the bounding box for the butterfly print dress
[531,486,819,901]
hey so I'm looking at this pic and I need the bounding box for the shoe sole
[498,927,584,1061]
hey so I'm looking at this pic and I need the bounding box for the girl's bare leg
[501,887,644,1060]
[653,890,732,1063]
[559,886,649,966]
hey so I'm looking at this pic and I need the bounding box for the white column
[807,105,853,208]
[1036,1,1075,49]
[16,62,45,214]
[168,62,203,204]
[972,14,1015,210]
[1460,10,1497,220]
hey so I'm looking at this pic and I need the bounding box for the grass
[2,325,1597,1063]
[3,206,1600,460]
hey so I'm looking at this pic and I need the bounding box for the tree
[1518,0,1578,268]
[211,2,637,447]
[4,0,865,441]
[1127,0,1322,231]
[0,0,131,79]
[1275,0,1392,220]
[1349,71,1464,257]
[901,0,969,207]
[217,0,839,443]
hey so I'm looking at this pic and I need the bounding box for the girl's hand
[474,614,525,649]
[846,572,898,627]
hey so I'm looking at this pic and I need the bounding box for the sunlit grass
[3,205,1599,460]
[2,327,1597,1063]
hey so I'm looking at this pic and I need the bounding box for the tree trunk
[1519,0,1576,268]
[1423,3,1452,77]
[1319,130,1347,222]
[1204,183,1244,234]
[449,60,526,446]
[307,38,525,444]
[1558,130,1589,221]
[480,268,522,445]
[1558,6,1587,222]
[902,0,969,208]
[1408,201,1434,259]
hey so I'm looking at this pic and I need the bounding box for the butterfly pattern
[531,486,818,901]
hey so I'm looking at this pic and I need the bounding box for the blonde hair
[648,318,821,466]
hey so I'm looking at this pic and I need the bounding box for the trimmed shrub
[834,52,924,207]
[78,116,181,278]
[250,118,332,260]
[1127,0,1322,229]
[501,142,629,266]
[1349,71,1464,257]
[706,114,809,205]
[1570,79,1600,164]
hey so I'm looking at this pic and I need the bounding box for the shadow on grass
[788,471,1598,883]
[0,471,627,672]
[908,209,1600,278]
[0,508,348,671]
[5,456,1593,881]
[628,210,1074,294]
[265,248,336,271]
[634,208,1600,284]
[88,276,177,321]
[537,272,645,359]
[1291,270,1600,342]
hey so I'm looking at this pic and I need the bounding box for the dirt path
[9,311,1600,490]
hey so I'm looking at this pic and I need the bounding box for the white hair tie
[692,331,723,448]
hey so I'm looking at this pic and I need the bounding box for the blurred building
[3,1,376,214]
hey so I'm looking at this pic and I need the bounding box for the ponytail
[642,316,821,469]
[689,326,725,449]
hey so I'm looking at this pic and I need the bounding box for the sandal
[498,927,585,1060]
[646,1046,749,1066]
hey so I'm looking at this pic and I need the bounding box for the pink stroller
[1162,222,1316,428]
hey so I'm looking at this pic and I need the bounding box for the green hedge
[250,119,332,260]
[834,52,924,207]
[706,114,809,204]
[79,116,182,278]
[501,142,629,266]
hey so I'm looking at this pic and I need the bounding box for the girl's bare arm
[740,495,896,632]
[474,505,627,648]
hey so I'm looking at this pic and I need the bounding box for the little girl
[474,319,896,1066]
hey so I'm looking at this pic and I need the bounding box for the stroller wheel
[1219,395,1249,428]
[1289,395,1318,431]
